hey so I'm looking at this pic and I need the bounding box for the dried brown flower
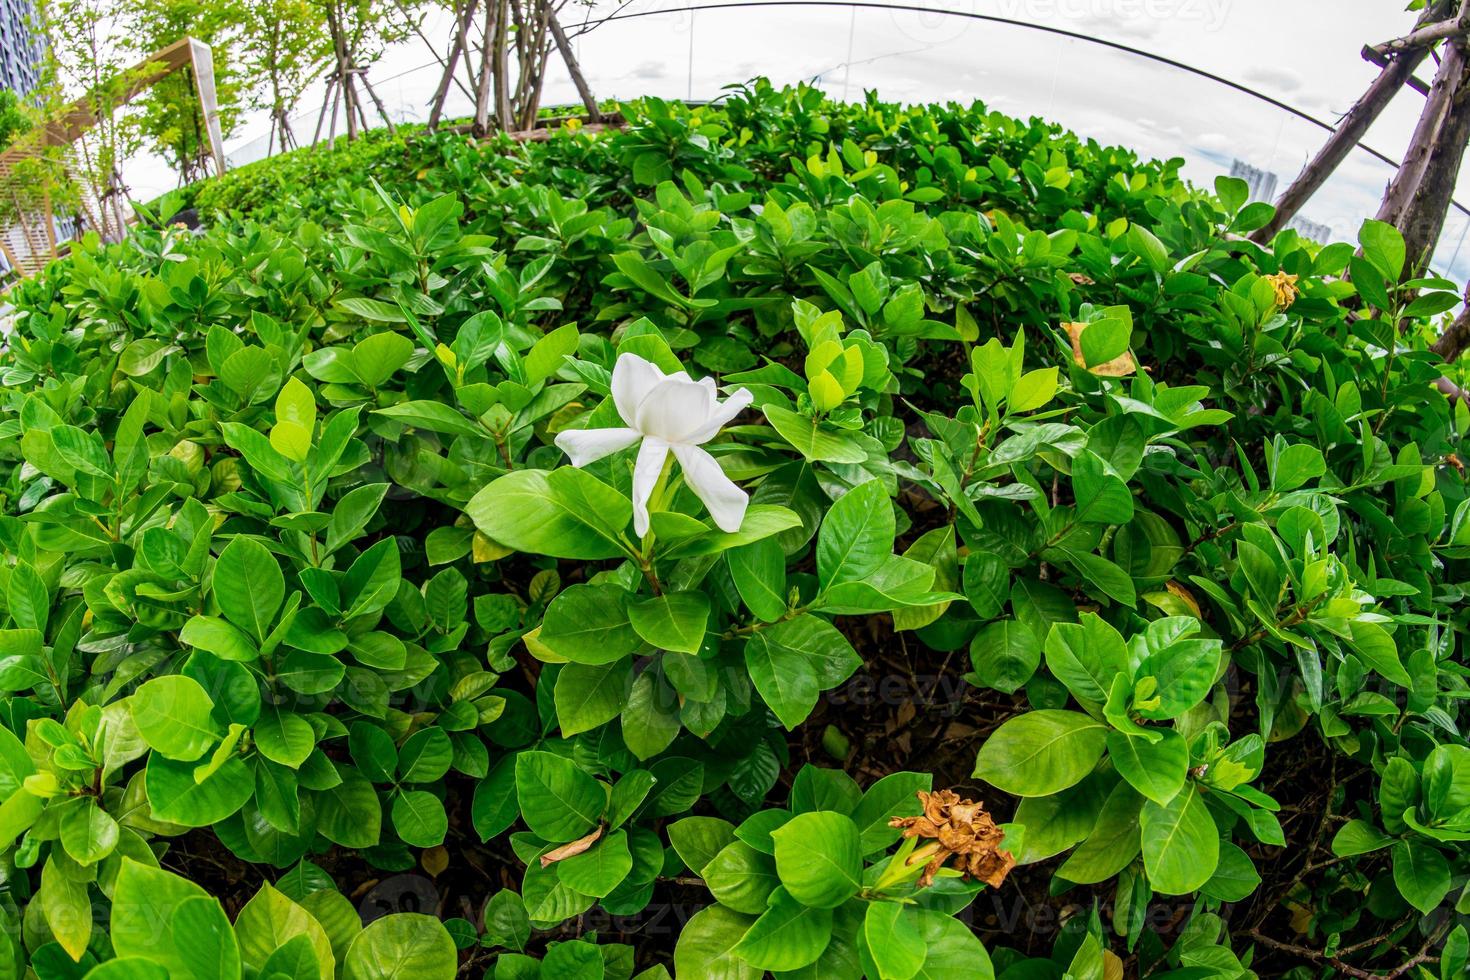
[1265,270,1300,309]
[889,790,1015,888]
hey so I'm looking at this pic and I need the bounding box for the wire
[579,0,1470,218]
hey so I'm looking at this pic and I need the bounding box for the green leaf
[316,766,384,849]
[554,660,630,736]
[1140,787,1219,895]
[1107,729,1188,805]
[515,751,605,842]
[1044,614,1128,704]
[392,789,448,846]
[730,886,833,972]
[539,584,640,665]
[765,405,868,463]
[817,479,893,587]
[254,708,316,768]
[910,908,994,979]
[111,859,212,975]
[1200,842,1261,903]
[467,468,632,560]
[214,537,285,642]
[58,797,119,866]
[557,830,633,896]
[1071,451,1134,525]
[703,839,780,914]
[628,592,710,653]
[1057,782,1144,884]
[771,811,863,909]
[744,629,819,730]
[674,906,759,980]
[130,675,222,762]
[173,896,244,980]
[863,902,925,980]
[342,913,457,980]
[728,538,788,622]
[235,883,334,979]
[1392,839,1451,914]
[850,771,931,854]
[181,615,260,662]
[146,754,254,827]
[1331,819,1393,857]
[973,710,1107,797]
[669,816,737,876]
[969,619,1040,694]
[1347,621,1412,688]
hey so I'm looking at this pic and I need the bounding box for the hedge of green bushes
[0,78,1466,979]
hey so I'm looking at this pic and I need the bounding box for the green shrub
[0,80,1466,979]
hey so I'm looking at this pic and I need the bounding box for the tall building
[0,0,43,96]
[1229,159,1278,205]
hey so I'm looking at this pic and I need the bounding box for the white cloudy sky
[129,0,1470,280]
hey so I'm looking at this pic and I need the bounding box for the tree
[117,0,243,184]
[425,0,603,135]
[310,0,421,143]
[235,0,332,153]
[30,0,141,230]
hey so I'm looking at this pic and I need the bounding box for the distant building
[1229,159,1332,243]
[1230,159,1278,204]
[0,0,43,96]
[1289,215,1333,245]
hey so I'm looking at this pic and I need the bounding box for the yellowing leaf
[1065,321,1136,377]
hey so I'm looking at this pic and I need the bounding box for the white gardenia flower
[554,353,755,536]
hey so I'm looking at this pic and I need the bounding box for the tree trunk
[473,2,495,133]
[1254,0,1457,242]
[1393,52,1470,274]
[1374,1,1470,231]
[1434,304,1470,362]
[493,0,514,131]
[358,72,397,134]
[429,0,480,129]
[547,3,602,123]
[1253,50,1431,242]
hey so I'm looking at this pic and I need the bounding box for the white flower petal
[631,437,670,538]
[611,354,666,428]
[634,378,718,443]
[685,386,754,445]
[554,427,641,467]
[673,444,748,532]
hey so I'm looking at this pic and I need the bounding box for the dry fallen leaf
[539,826,603,867]
[889,789,1015,888]
[1064,321,1137,377]
[421,845,449,877]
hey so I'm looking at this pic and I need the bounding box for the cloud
[1241,65,1304,94]
[630,61,668,80]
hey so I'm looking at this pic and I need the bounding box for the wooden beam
[0,38,225,172]
[1372,10,1470,57]
[548,3,602,124]
[1374,6,1470,235]
[1253,48,1434,242]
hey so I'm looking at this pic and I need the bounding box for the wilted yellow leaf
[1065,321,1137,377]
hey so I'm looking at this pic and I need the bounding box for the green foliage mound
[0,79,1467,979]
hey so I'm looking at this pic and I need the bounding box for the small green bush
[0,79,1465,979]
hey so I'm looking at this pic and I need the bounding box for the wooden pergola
[0,37,226,283]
